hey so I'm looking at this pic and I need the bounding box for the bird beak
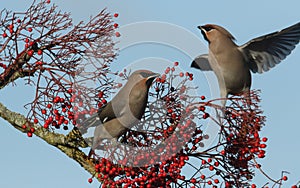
[197,25,209,42]
[197,25,203,30]
[197,25,205,32]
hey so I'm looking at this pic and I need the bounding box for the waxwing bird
[80,70,160,157]
[191,22,300,106]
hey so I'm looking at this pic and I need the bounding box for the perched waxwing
[80,70,160,157]
[191,22,300,106]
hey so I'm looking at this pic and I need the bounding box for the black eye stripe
[140,72,155,78]
[204,27,213,32]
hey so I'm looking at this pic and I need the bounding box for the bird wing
[79,102,116,135]
[191,54,212,71]
[239,22,300,73]
[98,102,117,123]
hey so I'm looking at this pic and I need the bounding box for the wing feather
[240,22,300,73]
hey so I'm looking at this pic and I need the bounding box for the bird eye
[204,27,213,32]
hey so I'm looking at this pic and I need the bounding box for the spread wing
[239,22,300,73]
[191,54,212,71]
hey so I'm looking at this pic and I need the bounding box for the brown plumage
[191,22,300,106]
[80,70,159,157]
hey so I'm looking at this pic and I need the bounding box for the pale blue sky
[1,1,300,187]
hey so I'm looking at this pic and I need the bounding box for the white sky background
[1,1,300,187]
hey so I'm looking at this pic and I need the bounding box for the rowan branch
[0,101,97,179]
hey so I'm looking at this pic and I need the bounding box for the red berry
[251,184,256,188]
[190,178,196,183]
[47,104,52,108]
[88,178,93,183]
[262,137,268,142]
[41,109,46,114]
[36,61,43,66]
[102,99,107,104]
[179,72,184,77]
[34,118,38,124]
[17,19,21,23]
[200,95,206,100]
[29,41,35,46]
[22,124,27,129]
[30,127,35,133]
[115,32,121,37]
[174,61,179,66]
[225,182,231,187]
[53,96,60,103]
[165,67,170,74]
[67,88,73,94]
[260,144,267,148]
[214,179,219,184]
[114,23,119,28]
[9,24,14,29]
[25,38,29,43]
[27,27,33,32]
[282,176,288,181]
[9,29,13,34]
[2,32,7,38]
[199,106,205,112]
[53,109,59,115]
[43,123,49,129]
[27,132,33,137]
[114,13,119,17]
[214,161,219,167]
[203,113,210,119]
[37,49,42,55]
[46,0,51,4]
[27,50,34,56]
[258,153,265,158]
[98,91,104,98]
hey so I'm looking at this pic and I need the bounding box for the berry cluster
[0,0,117,137]
[42,91,76,130]
[217,93,267,186]
[113,13,121,37]
[85,65,290,187]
